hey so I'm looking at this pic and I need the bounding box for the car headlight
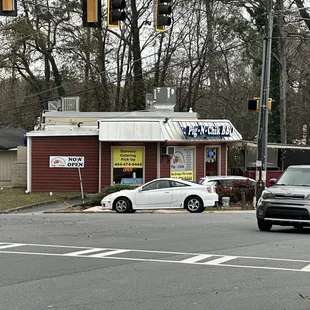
[261,190,274,199]
[101,194,114,203]
[305,194,310,200]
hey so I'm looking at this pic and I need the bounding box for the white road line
[0,244,24,249]
[63,248,105,256]
[204,256,237,265]
[0,250,309,273]
[181,254,213,263]
[2,242,310,265]
[89,249,129,258]
[301,264,310,271]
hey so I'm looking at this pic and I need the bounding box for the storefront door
[205,146,220,176]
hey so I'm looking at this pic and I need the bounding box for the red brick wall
[101,142,157,189]
[196,144,205,181]
[160,155,170,178]
[31,136,99,192]
[221,144,227,175]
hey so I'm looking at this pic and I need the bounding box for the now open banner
[49,156,84,168]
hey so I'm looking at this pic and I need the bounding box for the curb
[43,209,256,214]
[206,210,255,214]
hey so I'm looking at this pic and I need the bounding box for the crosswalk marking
[64,248,105,257]
[0,242,309,273]
[0,243,24,250]
[89,249,129,258]
[301,264,310,271]
[181,254,212,263]
[204,255,238,265]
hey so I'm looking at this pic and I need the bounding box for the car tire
[184,196,205,213]
[257,220,272,231]
[129,209,136,213]
[114,197,132,213]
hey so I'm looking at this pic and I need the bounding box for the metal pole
[255,0,273,207]
[263,6,274,178]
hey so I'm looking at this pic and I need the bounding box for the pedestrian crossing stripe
[0,242,309,273]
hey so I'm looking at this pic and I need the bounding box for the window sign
[113,147,143,168]
[206,148,217,163]
[112,147,144,185]
[49,156,84,168]
[170,147,194,181]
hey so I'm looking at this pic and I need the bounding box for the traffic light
[155,0,172,32]
[0,0,17,16]
[82,0,102,28]
[107,0,126,28]
[248,97,272,111]
[248,98,259,111]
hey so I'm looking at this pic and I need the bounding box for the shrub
[231,180,255,203]
[88,184,136,206]
[216,186,233,202]
[216,180,255,204]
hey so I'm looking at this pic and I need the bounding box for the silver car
[256,165,310,231]
[199,176,256,189]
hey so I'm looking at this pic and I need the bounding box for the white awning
[98,120,167,141]
[98,119,242,142]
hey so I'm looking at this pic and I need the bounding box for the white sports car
[100,178,218,213]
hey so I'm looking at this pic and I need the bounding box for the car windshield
[276,168,310,186]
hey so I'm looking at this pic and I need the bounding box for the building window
[112,147,144,185]
[170,146,194,181]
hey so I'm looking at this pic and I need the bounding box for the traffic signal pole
[255,0,273,207]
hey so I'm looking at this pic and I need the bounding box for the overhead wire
[0,11,262,115]
[1,2,306,126]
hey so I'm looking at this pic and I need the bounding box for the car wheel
[257,220,272,231]
[129,209,136,213]
[114,197,132,213]
[185,196,205,213]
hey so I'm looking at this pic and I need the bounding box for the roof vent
[153,87,176,111]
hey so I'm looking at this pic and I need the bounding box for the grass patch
[0,188,81,211]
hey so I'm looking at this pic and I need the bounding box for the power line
[0,39,253,116]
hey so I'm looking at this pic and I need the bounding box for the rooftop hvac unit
[61,97,80,112]
[47,100,61,111]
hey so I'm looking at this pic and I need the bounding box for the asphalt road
[0,211,309,310]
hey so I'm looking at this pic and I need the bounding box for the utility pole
[255,0,274,207]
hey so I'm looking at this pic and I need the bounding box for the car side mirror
[269,178,277,185]
[138,187,142,192]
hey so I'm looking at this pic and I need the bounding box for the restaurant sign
[182,124,233,138]
[50,156,84,168]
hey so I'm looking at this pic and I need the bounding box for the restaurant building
[26,109,242,193]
